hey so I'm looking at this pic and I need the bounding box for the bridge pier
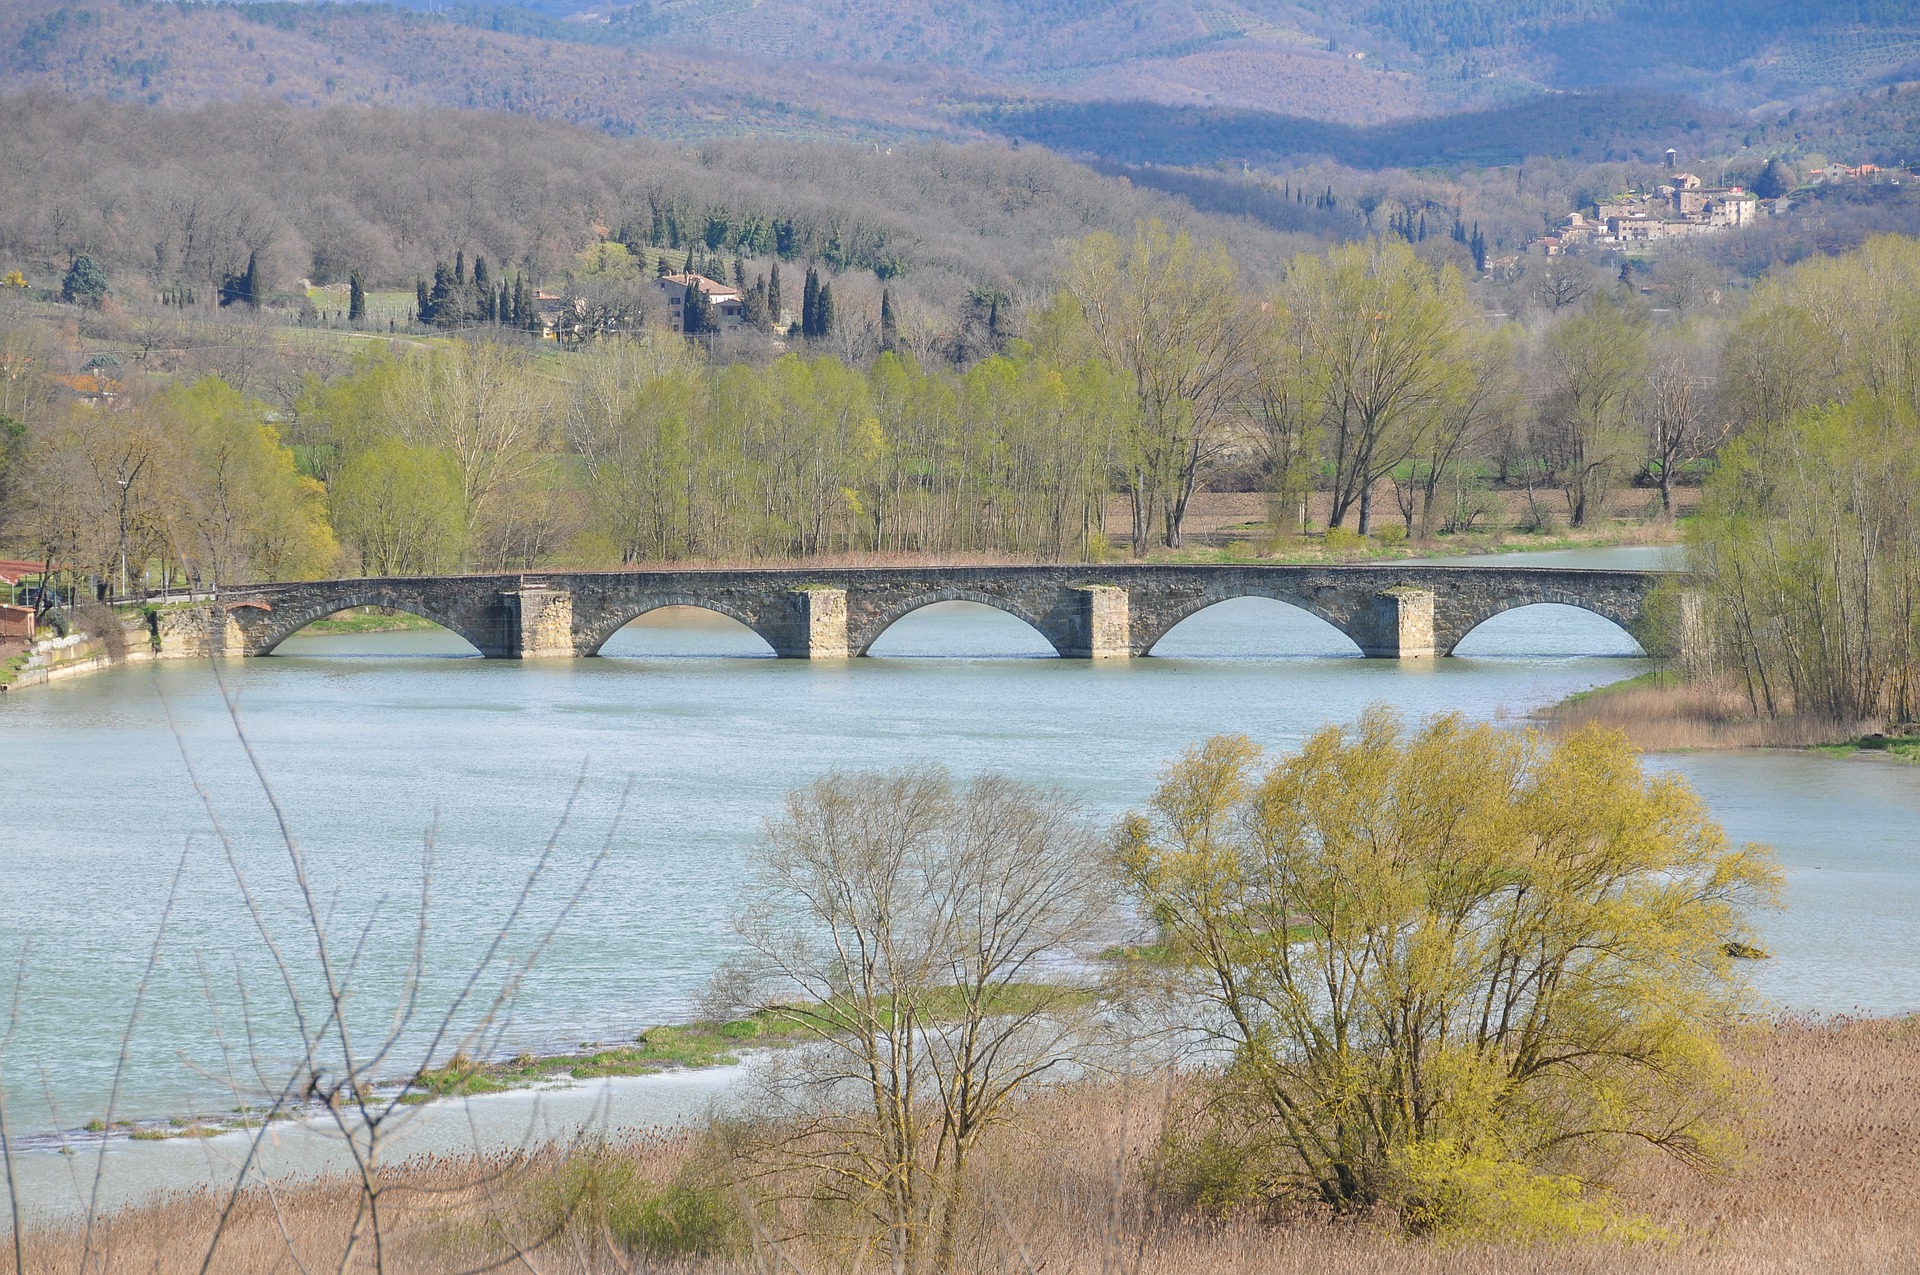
[764,586,849,659]
[1358,588,1436,659]
[1058,585,1130,659]
[504,582,576,658]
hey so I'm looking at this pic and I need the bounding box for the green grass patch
[1808,733,1920,762]
[1554,669,1680,708]
[301,606,445,635]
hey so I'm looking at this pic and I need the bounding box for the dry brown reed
[9,1017,1918,1273]
[1542,676,1876,753]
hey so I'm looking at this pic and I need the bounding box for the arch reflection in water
[1451,602,1645,659]
[864,600,1059,660]
[272,608,483,658]
[1149,596,1365,659]
[598,606,777,659]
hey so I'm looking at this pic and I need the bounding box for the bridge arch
[856,589,1063,657]
[249,596,488,656]
[1145,594,1365,657]
[1136,588,1365,657]
[1445,597,1646,657]
[579,599,775,656]
[577,596,778,657]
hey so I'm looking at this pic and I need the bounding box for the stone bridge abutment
[158,564,1673,663]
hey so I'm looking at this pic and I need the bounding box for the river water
[1,557,1916,1216]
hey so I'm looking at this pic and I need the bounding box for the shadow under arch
[1448,600,1646,658]
[859,592,1062,658]
[257,599,486,656]
[592,601,778,659]
[1144,592,1364,658]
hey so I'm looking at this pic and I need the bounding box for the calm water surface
[1,572,1915,1212]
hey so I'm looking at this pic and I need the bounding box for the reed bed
[1543,676,1877,753]
[8,1017,1918,1273]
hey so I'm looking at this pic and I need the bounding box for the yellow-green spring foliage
[1119,709,1779,1235]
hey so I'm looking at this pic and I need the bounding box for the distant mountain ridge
[4,0,1918,167]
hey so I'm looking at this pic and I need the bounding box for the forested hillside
[5,0,1919,165]
[0,97,1321,302]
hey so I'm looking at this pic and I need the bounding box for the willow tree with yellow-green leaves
[1118,710,1778,1238]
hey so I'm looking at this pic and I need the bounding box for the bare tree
[1067,220,1259,552]
[1642,339,1728,516]
[720,766,1115,1274]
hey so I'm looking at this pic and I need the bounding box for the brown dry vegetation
[1544,675,1878,752]
[13,1019,1919,1274]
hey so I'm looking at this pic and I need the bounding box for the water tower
[1666,148,1678,172]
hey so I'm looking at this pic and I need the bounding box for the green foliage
[1119,711,1778,1219]
[1392,1140,1663,1242]
[327,438,466,576]
[60,255,108,306]
[157,377,339,583]
[539,1151,742,1260]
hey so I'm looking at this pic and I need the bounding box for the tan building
[656,273,746,330]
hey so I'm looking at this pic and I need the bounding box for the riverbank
[1538,671,1901,755]
[12,1017,1917,1272]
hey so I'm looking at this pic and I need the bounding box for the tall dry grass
[9,1018,1918,1273]
[1543,676,1876,753]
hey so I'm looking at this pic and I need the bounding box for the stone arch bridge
[168,564,1675,661]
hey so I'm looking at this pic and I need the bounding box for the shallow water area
[1,559,1915,1218]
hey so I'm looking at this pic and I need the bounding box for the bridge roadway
[158,563,1674,661]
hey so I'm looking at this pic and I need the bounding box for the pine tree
[60,254,108,306]
[768,263,783,329]
[656,253,671,278]
[348,271,366,323]
[879,288,897,353]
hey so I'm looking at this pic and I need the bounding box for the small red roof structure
[0,560,65,585]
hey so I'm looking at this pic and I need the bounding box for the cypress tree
[768,263,783,329]
[683,246,696,274]
[348,271,366,322]
[473,256,490,292]
[454,250,466,286]
[1470,222,1487,272]
[685,280,712,334]
[815,282,833,339]
[733,258,746,289]
[800,266,820,338]
[879,288,897,354]
[415,278,430,323]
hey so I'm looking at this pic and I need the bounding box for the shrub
[1119,711,1779,1223]
[1323,525,1365,556]
[1392,1140,1664,1242]
[539,1149,742,1259]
